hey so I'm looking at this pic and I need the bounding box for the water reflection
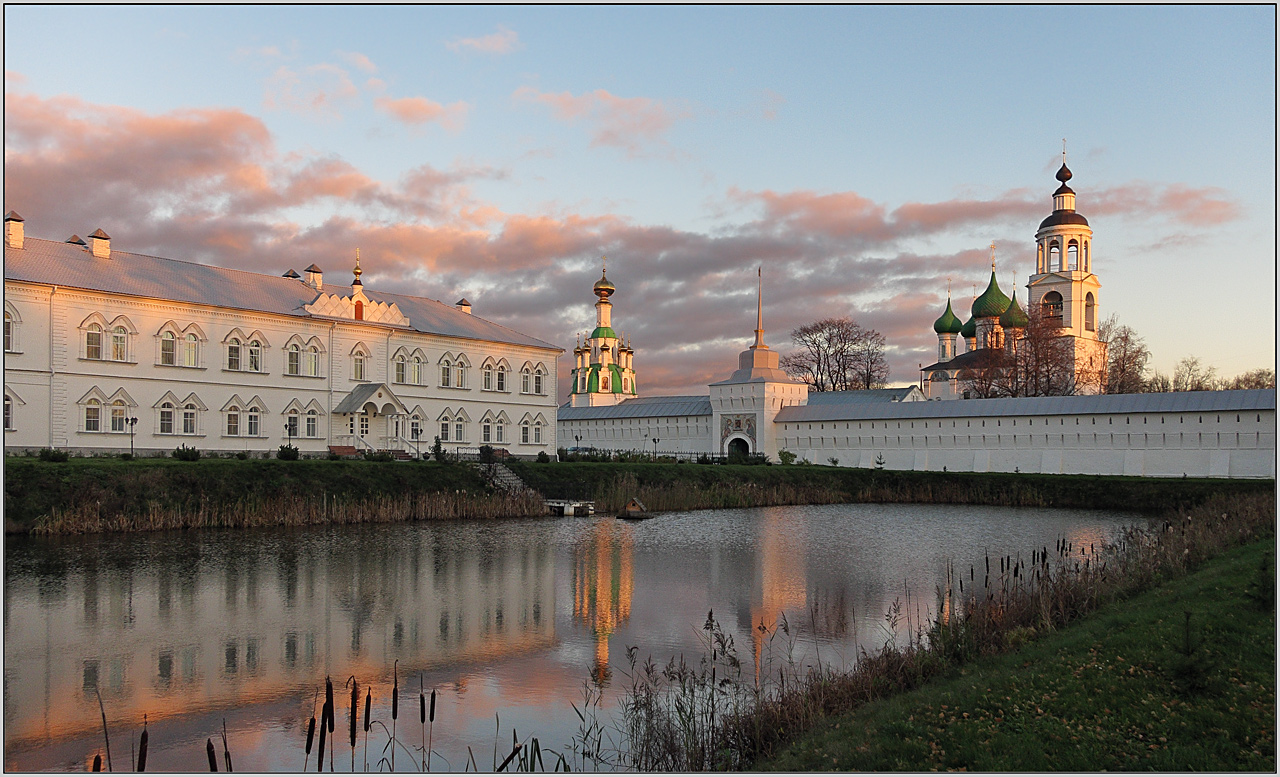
[5,504,1136,772]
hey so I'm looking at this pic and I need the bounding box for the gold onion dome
[971,271,1011,318]
[593,269,615,299]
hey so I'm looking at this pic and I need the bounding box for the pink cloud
[374,95,470,132]
[336,51,378,74]
[512,86,689,157]
[262,63,358,120]
[446,26,521,55]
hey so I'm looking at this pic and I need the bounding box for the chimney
[88,228,111,259]
[282,268,301,279]
[67,235,86,246]
[455,298,472,315]
[4,211,24,249]
[304,264,323,290]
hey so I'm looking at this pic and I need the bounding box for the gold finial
[990,241,996,272]
[602,255,607,274]
[947,277,951,297]
[1062,138,1067,165]
[353,248,363,281]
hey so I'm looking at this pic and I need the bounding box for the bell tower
[1027,149,1107,392]
[569,258,638,407]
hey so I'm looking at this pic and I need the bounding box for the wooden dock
[545,500,595,517]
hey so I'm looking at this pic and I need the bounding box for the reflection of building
[570,521,634,686]
[2,528,556,751]
[747,508,808,685]
[4,216,560,457]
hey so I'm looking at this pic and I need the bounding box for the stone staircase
[474,462,537,496]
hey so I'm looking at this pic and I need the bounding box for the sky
[4,6,1275,401]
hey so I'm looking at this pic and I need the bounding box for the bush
[827,457,840,467]
[363,450,394,462]
[37,448,69,463]
[236,451,249,460]
[277,444,300,461]
[478,445,495,464]
[119,453,134,461]
[777,449,796,466]
[432,435,447,463]
[328,452,341,461]
[172,444,200,461]
[536,450,551,463]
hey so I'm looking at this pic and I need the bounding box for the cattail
[206,739,218,772]
[325,678,334,733]
[420,688,426,724]
[317,701,330,772]
[391,663,399,721]
[348,677,358,749]
[364,688,371,732]
[92,754,102,772]
[305,716,315,760]
[430,688,436,722]
[137,717,148,773]
[221,719,232,773]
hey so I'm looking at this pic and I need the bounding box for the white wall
[558,413,713,454]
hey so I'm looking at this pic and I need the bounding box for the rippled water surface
[5,503,1139,772]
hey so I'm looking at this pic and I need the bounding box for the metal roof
[558,395,712,421]
[774,389,1276,424]
[805,387,923,405]
[5,238,561,352]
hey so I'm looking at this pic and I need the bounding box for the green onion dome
[933,298,964,334]
[999,289,1029,329]
[960,315,977,339]
[593,270,615,299]
[971,271,1011,318]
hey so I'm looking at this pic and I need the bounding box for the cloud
[513,86,690,157]
[5,69,27,86]
[374,95,471,132]
[336,51,378,74]
[3,90,1246,401]
[446,26,521,55]
[262,63,358,120]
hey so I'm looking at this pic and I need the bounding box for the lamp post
[285,419,294,448]
[652,437,660,460]
[412,426,421,459]
[127,416,138,457]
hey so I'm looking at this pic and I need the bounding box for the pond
[4,503,1139,772]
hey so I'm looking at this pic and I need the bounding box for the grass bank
[759,537,1276,771]
[508,461,1273,515]
[601,490,1274,771]
[3,458,543,534]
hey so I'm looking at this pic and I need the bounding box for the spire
[752,266,766,349]
[352,248,363,286]
[990,241,997,272]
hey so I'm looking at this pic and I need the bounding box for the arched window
[355,300,363,320]
[483,363,494,390]
[353,353,366,381]
[247,407,261,436]
[160,331,176,365]
[183,333,199,367]
[1036,244,1045,273]
[579,372,587,392]
[3,394,11,430]
[623,377,630,392]
[84,399,101,432]
[411,356,423,385]
[306,409,318,438]
[86,324,103,360]
[1067,241,1079,272]
[248,340,263,372]
[111,400,127,432]
[112,327,128,361]
[496,365,506,391]
[521,421,531,444]
[285,411,299,439]
[1042,291,1064,325]
[521,368,532,394]
[306,345,320,376]
[1049,242,1061,272]
[454,418,464,442]
[410,414,422,441]
[228,338,242,371]
[1085,292,1096,332]
[226,405,240,436]
[601,374,610,391]
[182,403,198,435]
[3,312,11,353]
[287,344,301,376]
[533,421,543,444]
[159,402,175,434]
[440,359,452,388]
[534,368,544,396]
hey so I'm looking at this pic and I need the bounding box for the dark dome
[1054,182,1075,196]
[972,271,1011,319]
[1038,211,1090,230]
[960,315,977,338]
[933,298,964,334]
[999,290,1029,329]
[1056,163,1072,182]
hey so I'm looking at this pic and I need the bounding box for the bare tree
[961,306,1081,398]
[782,317,887,391]
[1095,314,1150,394]
[1224,367,1276,389]
[1172,356,1219,392]
[1145,371,1174,393]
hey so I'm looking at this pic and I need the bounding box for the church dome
[960,315,977,339]
[593,270,615,299]
[933,298,963,334]
[999,289,1029,329]
[971,271,1011,318]
[1056,163,1073,183]
[1038,211,1090,230]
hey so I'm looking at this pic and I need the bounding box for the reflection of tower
[749,508,807,685]
[571,521,634,686]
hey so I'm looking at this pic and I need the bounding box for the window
[455,421,463,441]
[227,407,240,436]
[578,372,587,392]
[601,375,610,391]
[495,423,504,443]
[160,402,174,434]
[1041,291,1063,324]
[440,360,452,388]
[411,356,423,385]
[395,355,407,384]
[160,331,176,365]
[534,372,543,395]
[3,312,11,352]
[248,341,263,372]
[359,414,369,437]
[440,422,450,442]
[521,424,530,444]
[112,327,128,361]
[306,346,320,376]
[111,401,127,433]
[286,413,299,439]
[1084,293,1096,332]
[497,367,506,391]
[410,416,422,441]
[287,345,301,376]
[484,366,494,390]
[534,423,542,444]
[3,395,10,430]
[85,400,101,432]
[522,370,531,394]
[306,411,318,438]
[228,338,241,371]
[86,325,103,360]
[182,404,197,435]
[482,423,491,443]
[247,408,261,437]
[353,354,366,381]
[183,334,199,367]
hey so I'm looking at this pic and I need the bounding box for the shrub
[277,444,300,461]
[119,452,134,461]
[363,450,394,462]
[327,452,341,461]
[777,450,796,466]
[536,450,551,463]
[37,448,69,462]
[827,457,840,467]
[172,444,200,461]
[432,435,447,463]
[478,445,495,464]
[236,451,249,460]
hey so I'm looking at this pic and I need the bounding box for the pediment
[305,290,410,327]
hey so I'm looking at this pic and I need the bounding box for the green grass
[758,539,1277,772]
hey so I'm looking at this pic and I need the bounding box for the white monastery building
[3,213,562,458]
[557,165,1275,479]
